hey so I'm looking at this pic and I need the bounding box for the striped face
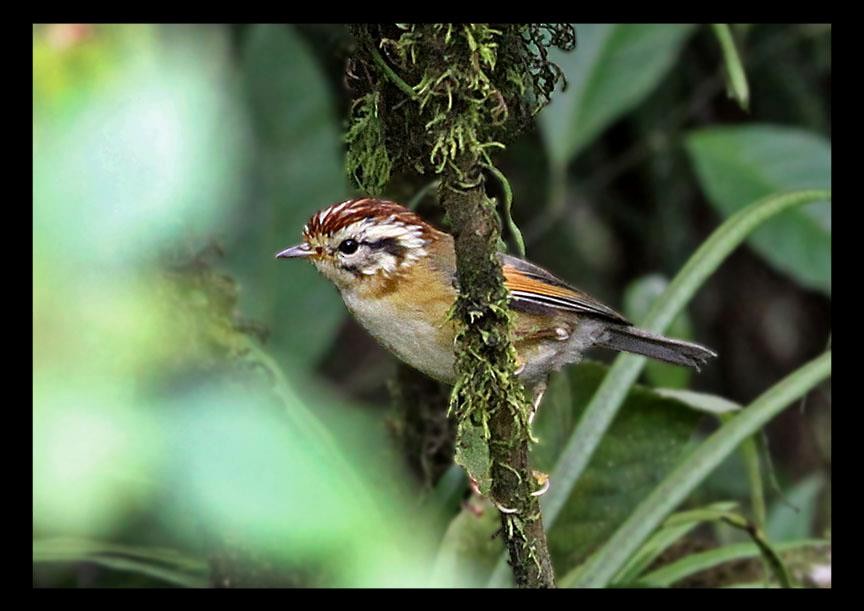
[300,198,440,290]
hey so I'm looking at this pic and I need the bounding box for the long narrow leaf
[638,539,826,587]
[487,189,830,587]
[711,24,750,111]
[542,190,829,531]
[561,351,831,587]
[612,501,738,584]
[660,392,765,526]
[34,537,209,587]
[615,503,792,586]
[741,428,767,527]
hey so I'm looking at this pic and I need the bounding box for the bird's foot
[530,470,550,497]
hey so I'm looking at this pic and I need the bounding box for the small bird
[276,198,716,414]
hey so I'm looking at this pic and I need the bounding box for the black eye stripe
[364,238,404,256]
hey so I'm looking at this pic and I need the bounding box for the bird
[275,197,716,417]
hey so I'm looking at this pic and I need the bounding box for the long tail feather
[598,325,717,370]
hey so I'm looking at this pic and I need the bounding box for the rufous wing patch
[502,264,629,324]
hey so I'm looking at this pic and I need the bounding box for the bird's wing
[500,254,631,325]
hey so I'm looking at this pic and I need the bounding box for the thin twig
[483,162,526,257]
[368,41,417,99]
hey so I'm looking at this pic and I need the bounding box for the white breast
[342,291,456,384]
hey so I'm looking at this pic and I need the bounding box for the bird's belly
[342,293,606,388]
[343,293,457,384]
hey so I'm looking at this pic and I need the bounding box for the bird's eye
[338,239,359,255]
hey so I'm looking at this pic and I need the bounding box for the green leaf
[430,501,502,587]
[638,539,826,587]
[228,24,347,369]
[539,24,695,167]
[686,125,831,293]
[453,418,493,497]
[531,362,703,577]
[740,431,767,528]
[766,473,826,541]
[562,351,831,587]
[711,24,750,111]
[711,409,768,529]
[541,190,830,533]
[423,463,468,518]
[623,275,693,389]
[612,501,739,584]
[653,389,742,415]
[621,504,795,587]
[34,537,208,587]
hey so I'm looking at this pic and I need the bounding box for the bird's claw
[530,470,550,497]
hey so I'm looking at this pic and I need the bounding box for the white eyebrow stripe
[337,219,427,250]
[323,217,428,276]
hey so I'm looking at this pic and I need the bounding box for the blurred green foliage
[33,24,435,587]
[228,25,347,369]
[34,25,249,268]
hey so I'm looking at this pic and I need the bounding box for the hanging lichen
[345,24,575,193]
[345,90,392,196]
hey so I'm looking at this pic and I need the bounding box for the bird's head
[275,198,443,292]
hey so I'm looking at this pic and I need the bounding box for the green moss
[345,24,575,189]
[440,179,533,506]
[345,90,392,194]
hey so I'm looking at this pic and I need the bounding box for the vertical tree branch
[440,158,555,587]
[345,24,575,587]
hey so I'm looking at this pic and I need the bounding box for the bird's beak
[274,243,313,259]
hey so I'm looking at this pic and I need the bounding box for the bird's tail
[598,325,717,371]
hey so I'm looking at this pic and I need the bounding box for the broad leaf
[539,24,696,167]
[429,500,501,587]
[229,24,347,368]
[766,473,826,542]
[531,361,703,576]
[562,351,830,587]
[685,125,831,293]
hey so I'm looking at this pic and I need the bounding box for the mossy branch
[439,158,554,587]
[345,23,575,588]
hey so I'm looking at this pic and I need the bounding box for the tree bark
[440,160,555,588]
